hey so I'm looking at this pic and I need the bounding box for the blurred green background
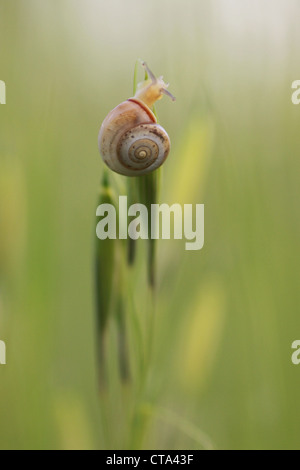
[1,0,300,450]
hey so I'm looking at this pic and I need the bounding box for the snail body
[98,62,175,177]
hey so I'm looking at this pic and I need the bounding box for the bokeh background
[1,0,300,450]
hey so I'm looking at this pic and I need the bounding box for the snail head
[134,61,176,109]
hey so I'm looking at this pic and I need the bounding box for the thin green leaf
[95,171,117,388]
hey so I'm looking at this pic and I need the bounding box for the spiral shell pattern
[99,99,171,177]
[117,124,170,176]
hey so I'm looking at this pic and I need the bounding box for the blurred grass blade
[133,59,140,97]
[156,407,214,450]
[127,177,138,266]
[137,171,161,289]
[116,275,131,383]
[131,60,160,287]
[128,60,157,269]
[114,238,131,383]
[95,171,117,388]
[126,60,142,267]
[170,116,214,203]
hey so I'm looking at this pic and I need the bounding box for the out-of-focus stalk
[95,171,131,388]
[137,171,161,288]
[128,60,161,288]
[95,171,116,389]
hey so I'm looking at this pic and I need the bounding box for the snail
[98,62,175,177]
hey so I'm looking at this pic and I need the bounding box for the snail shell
[99,100,170,177]
[98,62,175,177]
